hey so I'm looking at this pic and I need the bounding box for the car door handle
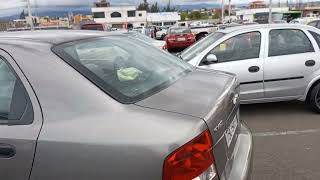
[305,60,316,67]
[0,144,16,158]
[248,66,260,73]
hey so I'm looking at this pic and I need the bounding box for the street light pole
[228,0,231,21]
[269,0,272,24]
[27,0,34,30]
[221,0,224,23]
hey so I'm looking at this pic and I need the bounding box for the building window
[111,12,122,18]
[140,23,145,26]
[138,13,142,17]
[128,10,136,17]
[163,21,176,26]
[93,12,105,18]
[152,22,162,26]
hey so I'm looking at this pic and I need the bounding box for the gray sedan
[181,24,320,112]
[0,31,252,180]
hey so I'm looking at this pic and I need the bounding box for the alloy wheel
[316,88,320,109]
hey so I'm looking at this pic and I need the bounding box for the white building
[92,5,147,28]
[147,12,181,26]
[236,7,289,22]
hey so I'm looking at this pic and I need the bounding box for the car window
[0,57,33,123]
[269,29,314,57]
[309,31,320,48]
[181,32,225,62]
[308,21,318,27]
[169,28,191,34]
[206,31,261,63]
[52,36,193,104]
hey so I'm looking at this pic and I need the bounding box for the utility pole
[228,0,231,22]
[269,0,272,24]
[221,0,224,23]
[27,0,34,30]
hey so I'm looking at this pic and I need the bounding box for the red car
[165,27,196,51]
[80,23,106,31]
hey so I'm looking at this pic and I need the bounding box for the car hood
[135,68,236,119]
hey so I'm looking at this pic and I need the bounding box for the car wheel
[161,34,166,40]
[307,83,320,113]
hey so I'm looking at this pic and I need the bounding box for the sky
[0,0,318,10]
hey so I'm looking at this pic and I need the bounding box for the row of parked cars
[1,22,320,180]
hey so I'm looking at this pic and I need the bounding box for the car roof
[217,23,311,34]
[0,30,125,44]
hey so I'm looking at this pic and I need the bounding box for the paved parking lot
[241,101,320,180]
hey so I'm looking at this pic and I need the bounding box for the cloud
[0,0,318,10]
[0,0,26,9]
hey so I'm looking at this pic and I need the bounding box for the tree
[163,2,175,12]
[180,12,188,21]
[189,11,201,20]
[150,2,160,13]
[19,10,26,20]
[137,0,150,12]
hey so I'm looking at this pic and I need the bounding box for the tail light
[187,34,195,41]
[163,130,217,180]
[167,35,176,42]
[163,44,168,50]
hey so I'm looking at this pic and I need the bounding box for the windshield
[128,32,154,43]
[169,28,192,34]
[52,36,193,104]
[181,32,225,62]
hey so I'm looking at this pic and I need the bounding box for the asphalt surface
[241,101,320,180]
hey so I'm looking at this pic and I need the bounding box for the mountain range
[0,3,229,21]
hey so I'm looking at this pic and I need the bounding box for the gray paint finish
[0,31,252,180]
[0,47,43,180]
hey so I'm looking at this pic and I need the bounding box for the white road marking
[253,129,320,137]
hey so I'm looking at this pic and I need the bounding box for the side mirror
[205,54,218,64]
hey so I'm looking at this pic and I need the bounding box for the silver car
[181,24,320,112]
[0,31,252,180]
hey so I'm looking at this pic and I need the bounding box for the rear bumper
[225,123,253,180]
[166,40,195,49]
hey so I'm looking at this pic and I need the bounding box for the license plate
[177,37,186,41]
[225,116,238,148]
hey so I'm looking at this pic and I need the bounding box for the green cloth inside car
[117,67,143,82]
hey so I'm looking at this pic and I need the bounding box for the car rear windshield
[181,32,225,62]
[52,36,193,104]
[169,28,192,34]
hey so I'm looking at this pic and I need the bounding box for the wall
[92,6,147,27]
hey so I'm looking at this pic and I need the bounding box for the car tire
[161,34,166,40]
[307,82,320,113]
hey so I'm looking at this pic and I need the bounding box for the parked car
[176,21,218,40]
[165,27,196,51]
[127,31,166,49]
[156,26,170,40]
[132,26,146,34]
[290,17,320,25]
[180,24,320,112]
[0,30,252,180]
[272,20,288,24]
[80,23,107,31]
[308,20,320,29]
[218,23,242,30]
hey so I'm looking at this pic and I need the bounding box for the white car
[156,27,169,40]
[180,24,320,112]
[132,26,146,34]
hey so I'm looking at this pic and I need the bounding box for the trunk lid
[135,68,241,178]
